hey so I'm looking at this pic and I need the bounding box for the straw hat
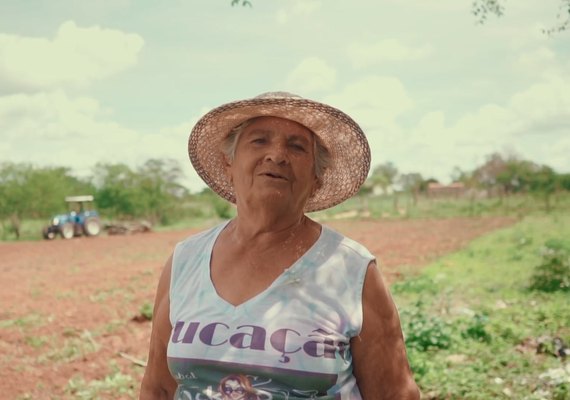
[188,92,371,212]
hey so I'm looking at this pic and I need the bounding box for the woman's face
[222,378,246,400]
[226,116,318,212]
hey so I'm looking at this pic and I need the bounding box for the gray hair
[221,117,331,184]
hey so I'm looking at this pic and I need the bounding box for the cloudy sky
[1,0,568,191]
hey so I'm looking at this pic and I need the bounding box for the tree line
[364,152,570,211]
[1,152,569,238]
[0,159,195,238]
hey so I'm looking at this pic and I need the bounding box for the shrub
[211,196,233,219]
[461,313,492,343]
[391,275,438,295]
[401,301,453,352]
[529,239,570,292]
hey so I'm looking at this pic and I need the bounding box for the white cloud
[509,77,570,122]
[0,90,106,140]
[324,76,414,124]
[454,105,514,146]
[285,57,337,93]
[2,0,569,191]
[347,39,432,69]
[292,0,321,15]
[321,76,414,170]
[403,75,570,181]
[154,121,205,190]
[0,90,207,191]
[0,20,144,93]
[513,46,566,80]
[412,111,446,145]
[0,90,137,159]
[276,0,322,24]
[276,10,289,25]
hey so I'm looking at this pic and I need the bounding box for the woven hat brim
[188,97,371,212]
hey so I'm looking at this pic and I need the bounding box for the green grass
[0,218,47,241]
[0,313,49,329]
[313,192,570,221]
[3,192,570,241]
[152,216,225,232]
[37,329,101,364]
[392,214,570,399]
[65,361,137,399]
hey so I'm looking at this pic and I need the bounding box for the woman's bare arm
[139,255,178,399]
[351,261,420,400]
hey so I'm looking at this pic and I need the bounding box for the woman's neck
[234,212,304,239]
[233,196,305,232]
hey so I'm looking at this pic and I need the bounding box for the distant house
[427,182,466,198]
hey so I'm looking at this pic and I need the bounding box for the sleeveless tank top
[167,221,374,400]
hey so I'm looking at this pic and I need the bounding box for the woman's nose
[264,143,288,164]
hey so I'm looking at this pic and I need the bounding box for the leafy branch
[231,0,252,7]
[472,0,505,25]
[543,0,570,35]
[472,0,570,33]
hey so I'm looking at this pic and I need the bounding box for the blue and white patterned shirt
[168,221,374,400]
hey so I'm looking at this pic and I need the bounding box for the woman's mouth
[261,172,288,180]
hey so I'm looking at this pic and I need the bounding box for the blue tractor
[42,195,102,240]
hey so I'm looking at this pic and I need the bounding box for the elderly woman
[140,92,419,399]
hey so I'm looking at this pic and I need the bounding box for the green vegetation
[65,362,136,399]
[314,191,570,221]
[529,239,570,293]
[38,330,101,363]
[0,160,232,240]
[392,214,570,399]
[2,152,569,240]
[316,152,570,221]
[139,302,153,321]
[0,313,49,329]
[2,152,569,397]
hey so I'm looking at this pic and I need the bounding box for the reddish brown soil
[0,217,514,399]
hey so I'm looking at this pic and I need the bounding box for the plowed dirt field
[0,217,514,399]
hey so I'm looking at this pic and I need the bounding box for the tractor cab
[42,195,102,240]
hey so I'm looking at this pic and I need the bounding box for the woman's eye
[291,143,307,152]
[251,138,266,144]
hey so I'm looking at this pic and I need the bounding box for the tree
[137,159,188,224]
[0,163,93,239]
[92,163,141,217]
[468,152,567,212]
[471,153,544,197]
[366,162,400,213]
[368,162,399,195]
[526,164,559,212]
[92,159,189,224]
[399,172,424,206]
[471,152,508,196]
[559,173,570,191]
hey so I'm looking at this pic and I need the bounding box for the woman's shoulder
[321,224,374,261]
[176,220,230,249]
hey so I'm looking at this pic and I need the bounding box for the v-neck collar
[203,221,327,313]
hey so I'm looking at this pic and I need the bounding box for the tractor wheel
[60,223,74,239]
[83,217,101,237]
[42,228,55,240]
